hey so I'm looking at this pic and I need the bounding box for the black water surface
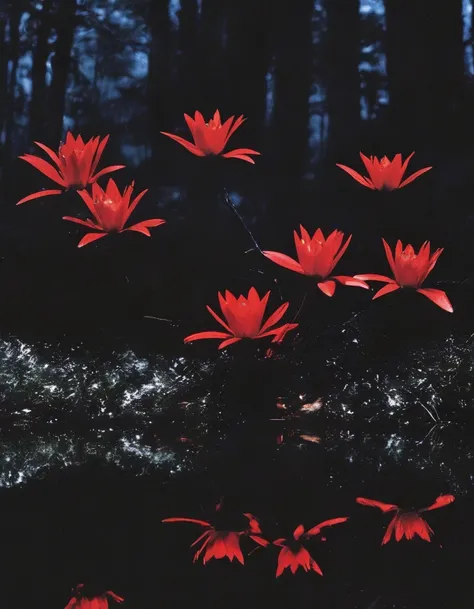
[0,176,472,608]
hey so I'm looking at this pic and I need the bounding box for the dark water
[0,178,472,608]
[1,0,474,606]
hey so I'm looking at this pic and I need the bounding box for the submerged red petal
[419,494,455,512]
[356,497,399,512]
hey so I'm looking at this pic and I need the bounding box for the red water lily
[263,226,369,297]
[184,287,298,349]
[162,511,268,565]
[356,495,455,544]
[63,178,166,247]
[354,239,453,312]
[336,152,432,190]
[161,110,260,163]
[273,517,349,577]
[64,584,124,609]
[17,133,124,205]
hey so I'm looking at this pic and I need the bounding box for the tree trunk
[197,0,226,113]
[4,4,21,163]
[324,0,361,161]
[49,0,77,145]
[30,0,53,142]
[148,1,172,165]
[384,0,464,154]
[0,16,7,160]
[271,0,314,181]
[224,0,273,135]
[177,0,199,111]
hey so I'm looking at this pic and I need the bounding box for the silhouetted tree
[385,0,465,153]
[147,0,172,163]
[30,0,53,142]
[0,12,7,149]
[197,0,226,112]
[271,0,314,181]
[323,0,361,160]
[4,1,22,162]
[50,0,78,144]
[225,0,273,134]
[177,0,199,109]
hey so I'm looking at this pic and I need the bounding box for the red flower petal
[258,302,290,334]
[222,148,261,164]
[293,524,305,540]
[105,591,125,603]
[218,337,241,349]
[262,250,305,274]
[77,232,108,248]
[416,288,453,312]
[419,494,455,512]
[336,163,375,189]
[92,164,126,181]
[356,497,399,512]
[353,274,394,283]
[317,279,336,296]
[249,534,269,547]
[382,514,398,545]
[19,154,66,186]
[162,517,212,527]
[305,517,349,537]
[184,331,232,343]
[33,141,62,168]
[124,224,151,236]
[160,131,206,156]
[16,189,63,205]
[399,166,432,188]
[63,216,102,230]
[332,275,369,289]
[372,283,400,299]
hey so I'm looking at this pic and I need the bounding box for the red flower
[263,226,369,297]
[354,239,453,312]
[184,287,298,349]
[17,133,124,205]
[356,495,455,544]
[62,178,166,247]
[162,512,268,564]
[161,110,260,163]
[336,152,432,190]
[64,584,124,609]
[273,517,349,577]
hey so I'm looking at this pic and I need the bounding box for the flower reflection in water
[0,333,470,495]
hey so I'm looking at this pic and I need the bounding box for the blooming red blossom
[273,517,348,577]
[336,152,432,190]
[64,584,124,609]
[263,226,369,297]
[354,239,453,312]
[161,110,260,163]
[356,495,455,544]
[184,287,298,349]
[63,178,166,247]
[17,133,124,205]
[162,511,268,564]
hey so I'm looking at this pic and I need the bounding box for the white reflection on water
[0,333,471,491]
[0,337,213,421]
[0,430,181,488]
